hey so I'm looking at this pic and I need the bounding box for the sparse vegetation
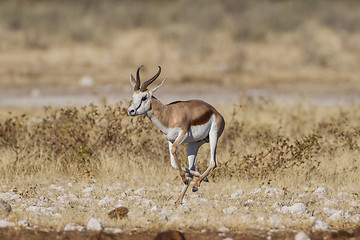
[1,100,359,189]
[0,100,359,233]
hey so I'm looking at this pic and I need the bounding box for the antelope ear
[129,73,136,88]
[149,77,167,95]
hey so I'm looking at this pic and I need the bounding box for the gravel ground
[1,179,360,238]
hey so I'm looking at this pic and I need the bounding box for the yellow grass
[0,100,359,231]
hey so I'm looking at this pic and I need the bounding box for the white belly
[185,121,212,142]
[167,115,215,143]
[164,128,182,142]
[149,113,215,143]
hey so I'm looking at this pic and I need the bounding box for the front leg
[169,131,187,184]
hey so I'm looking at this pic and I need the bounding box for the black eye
[141,96,147,102]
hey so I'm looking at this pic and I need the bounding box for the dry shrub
[0,100,360,188]
[0,103,167,178]
[212,100,360,187]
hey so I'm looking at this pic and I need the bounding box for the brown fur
[150,98,224,134]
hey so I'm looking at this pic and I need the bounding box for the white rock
[249,188,261,194]
[57,196,70,205]
[244,199,254,206]
[86,217,102,231]
[160,207,173,216]
[158,214,168,222]
[271,202,281,210]
[281,203,307,214]
[264,186,284,196]
[142,199,156,207]
[83,187,95,193]
[134,187,147,195]
[26,206,54,216]
[230,190,243,199]
[313,187,327,196]
[53,213,63,218]
[218,227,230,232]
[313,219,329,230]
[352,214,360,222]
[337,192,349,197]
[298,193,308,198]
[115,200,126,208]
[180,204,192,213]
[90,177,96,184]
[128,210,146,217]
[79,76,94,87]
[323,199,336,206]
[128,196,142,203]
[323,207,338,215]
[0,192,20,201]
[64,222,86,231]
[18,220,29,227]
[98,195,116,206]
[68,194,79,201]
[268,215,283,228]
[104,227,122,233]
[50,184,64,191]
[0,219,15,228]
[167,213,182,223]
[328,210,351,221]
[294,231,310,240]
[222,206,238,214]
[150,205,162,213]
[26,206,40,212]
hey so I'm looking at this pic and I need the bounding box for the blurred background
[0,0,359,107]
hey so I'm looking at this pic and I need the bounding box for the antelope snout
[128,108,136,117]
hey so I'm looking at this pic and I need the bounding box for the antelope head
[128,65,167,116]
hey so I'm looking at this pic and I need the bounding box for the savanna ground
[1,0,360,239]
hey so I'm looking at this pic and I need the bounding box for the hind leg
[174,140,206,204]
[193,126,218,192]
[183,140,206,177]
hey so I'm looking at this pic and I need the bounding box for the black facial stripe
[135,101,142,111]
[135,95,147,111]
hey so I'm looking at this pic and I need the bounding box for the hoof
[204,177,209,182]
[192,187,198,192]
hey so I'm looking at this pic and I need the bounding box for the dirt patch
[1,228,359,240]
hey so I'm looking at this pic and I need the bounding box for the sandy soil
[0,227,359,240]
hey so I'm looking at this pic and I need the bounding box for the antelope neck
[146,97,171,130]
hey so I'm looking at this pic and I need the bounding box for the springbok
[127,65,225,204]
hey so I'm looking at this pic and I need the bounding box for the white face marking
[127,91,151,116]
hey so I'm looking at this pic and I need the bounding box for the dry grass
[1,100,359,188]
[0,99,359,231]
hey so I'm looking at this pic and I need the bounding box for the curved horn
[140,66,161,91]
[134,65,143,91]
